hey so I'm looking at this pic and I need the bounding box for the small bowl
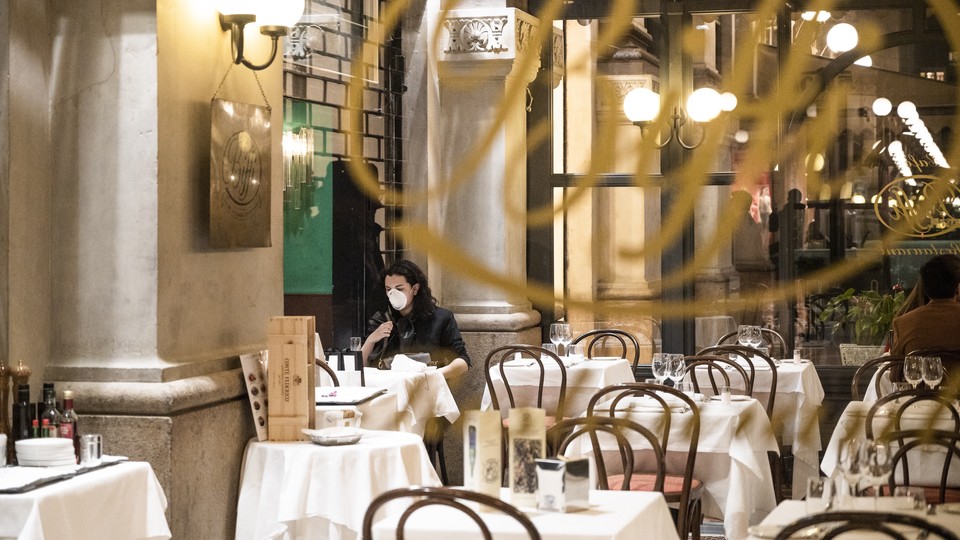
[302,427,362,446]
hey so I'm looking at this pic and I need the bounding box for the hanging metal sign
[210,98,272,248]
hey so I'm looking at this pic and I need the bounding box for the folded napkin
[391,354,429,372]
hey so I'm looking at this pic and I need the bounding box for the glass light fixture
[801,11,831,22]
[826,23,858,53]
[897,101,918,119]
[872,97,892,117]
[854,55,872,67]
[219,0,306,70]
[719,92,738,112]
[623,88,660,123]
[686,88,722,123]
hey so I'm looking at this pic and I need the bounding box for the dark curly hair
[920,254,960,299]
[383,260,437,319]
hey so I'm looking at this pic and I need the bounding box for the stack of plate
[15,439,76,467]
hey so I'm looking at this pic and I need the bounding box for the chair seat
[607,473,704,500]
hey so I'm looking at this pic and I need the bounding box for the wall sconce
[219,0,306,70]
[283,127,314,210]
[622,87,732,149]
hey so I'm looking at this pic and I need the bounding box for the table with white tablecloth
[746,499,960,540]
[690,360,825,499]
[569,397,779,540]
[235,431,441,540]
[0,461,170,540]
[363,369,460,436]
[481,358,636,418]
[821,400,960,487]
[371,488,680,540]
[316,387,401,431]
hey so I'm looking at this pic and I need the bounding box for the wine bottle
[59,390,80,460]
[40,385,61,437]
[12,384,31,441]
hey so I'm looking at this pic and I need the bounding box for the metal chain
[211,63,272,111]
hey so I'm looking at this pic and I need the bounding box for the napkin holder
[535,457,590,512]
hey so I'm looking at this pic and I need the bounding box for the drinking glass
[666,354,686,387]
[922,356,944,390]
[806,477,833,514]
[549,323,565,355]
[557,324,573,356]
[860,439,892,510]
[837,439,862,507]
[349,336,362,351]
[568,343,585,362]
[651,353,669,385]
[893,486,924,510]
[903,356,923,390]
[746,326,764,350]
[540,343,558,356]
[737,325,752,347]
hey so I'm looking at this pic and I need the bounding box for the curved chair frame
[582,383,702,540]
[906,348,958,394]
[682,355,753,398]
[484,344,567,420]
[571,329,641,369]
[865,390,960,440]
[697,344,777,417]
[882,428,960,504]
[361,485,542,540]
[773,511,960,540]
[851,355,906,400]
[314,358,340,387]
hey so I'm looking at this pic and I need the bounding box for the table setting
[362,368,460,437]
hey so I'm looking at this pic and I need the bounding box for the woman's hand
[369,321,393,344]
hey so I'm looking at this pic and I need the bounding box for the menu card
[507,407,546,507]
[462,410,501,500]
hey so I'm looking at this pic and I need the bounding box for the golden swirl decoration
[875,175,960,238]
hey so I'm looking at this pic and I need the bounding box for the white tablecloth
[371,488,679,540]
[0,461,170,540]
[235,431,441,540]
[747,499,960,539]
[480,359,636,417]
[570,397,779,540]
[316,388,401,431]
[690,360,825,499]
[821,400,960,487]
[363,369,460,436]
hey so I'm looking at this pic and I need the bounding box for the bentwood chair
[773,511,960,540]
[683,355,753,398]
[361,486,542,540]
[908,348,960,393]
[865,389,960,441]
[314,358,340,387]
[571,329,641,369]
[851,355,906,400]
[697,344,777,416]
[716,328,789,360]
[883,428,960,504]
[484,344,568,426]
[581,383,704,540]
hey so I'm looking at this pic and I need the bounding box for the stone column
[434,7,542,348]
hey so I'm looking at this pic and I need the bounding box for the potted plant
[818,286,906,365]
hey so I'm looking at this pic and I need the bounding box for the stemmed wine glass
[549,323,570,356]
[666,354,686,387]
[737,325,752,347]
[746,326,764,351]
[651,353,669,386]
[903,356,923,390]
[837,438,862,508]
[557,324,573,357]
[922,356,944,390]
[859,439,892,510]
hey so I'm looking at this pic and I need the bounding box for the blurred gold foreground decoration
[338,0,960,323]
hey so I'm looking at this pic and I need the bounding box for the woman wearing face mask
[362,260,470,380]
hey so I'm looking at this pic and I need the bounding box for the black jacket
[366,307,471,368]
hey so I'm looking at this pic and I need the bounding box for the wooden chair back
[883,428,960,504]
[851,355,906,400]
[361,486,542,540]
[773,511,960,540]
[484,344,567,419]
[698,344,777,417]
[571,329,641,368]
[682,354,753,397]
[315,358,340,387]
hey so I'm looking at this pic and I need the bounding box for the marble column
[1,1,285,538]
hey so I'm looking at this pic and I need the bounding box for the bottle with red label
[59,390,80,460]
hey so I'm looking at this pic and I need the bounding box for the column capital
[438,8,540,82]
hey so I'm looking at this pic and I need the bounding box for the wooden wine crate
[266,316,316,441]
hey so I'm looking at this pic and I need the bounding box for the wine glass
[549,323,565,355]
[557,324,573,357]
[859,439,892,510]
[922,356,944,390]
[837,438,862,507]
[746,326,764,350]
[651,353,669,386]
[666,354,686,387]
[903,356,923,390]
[737,325,752,347]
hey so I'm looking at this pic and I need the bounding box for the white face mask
[387,288,409,311]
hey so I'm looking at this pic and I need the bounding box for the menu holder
[507,407,546,507]
[463,410,501,501]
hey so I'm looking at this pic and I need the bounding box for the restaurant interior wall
[3,1,288,538]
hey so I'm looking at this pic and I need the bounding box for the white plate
[302,427,363,446]
[589,356,624,361]
[707,394,752,402]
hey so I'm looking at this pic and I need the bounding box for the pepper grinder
[7,361,29,464]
